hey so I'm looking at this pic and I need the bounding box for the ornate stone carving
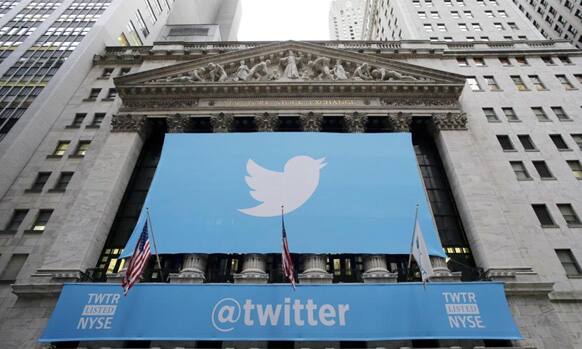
[280,50,300,79]
[388,112,412,132]
[353,62,372,80]
[247,59,272,81]
[299,112,323,132]
[371,67,417,81]
[210,113,234,132]
[233,60,250,81]
[255,113,278,132]
[344,112,368,133]
[207,63,227,82]
[307,56,333,80]
[111,114,147,133]
[163,67,206,83]
[432,112,467,130]
[381,97,459,107]
[333,59,348,80]
[166,114,191,133]
[122,98,198,110]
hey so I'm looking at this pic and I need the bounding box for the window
[556,249,582,276]
[104,88,117,100]
[474,57,485,66]
[457,57,469,66]
[0,254,28,281]
[467,77,481,91]
[532,204,556,226]
[556,75,575,89]
[483,107,499,122]
[551,107,570,121]
[480,36,489,41]
[464,10,473,18]
[119,68,131,76]
[533,161,554,179]
[466,36,475,41]
[494,22,504,30]
[497,135,515,151]
[510,161,531,180]
[424,24,434,32]
[458,23,468,31]
[511,75,528,90]
[572,134,582,150]
[484,75,501,91]
[574,74,582,85]
[485,10,494,17]
[28,172,50,192]
[451,10,460,18]
[437,23,447,31]
[518,135,537,150]
[558,204,581,225]
[31,209,52,231]
[558,56,572,64]
[53,172,73,191]
[73,141,91,157]
[567,160,582,179]
[550,134,570,150]
[101,68,114,78]
[89,113,105,128]
[472,23,482,31]
[68,113,86,128]
[86,88,101,100]
[418,11,427,18]
[541,56,554,65]
[430,11,440,18]
[508,22,519,30]
[515,56,528,65]
[499,57,511,66]
[4,209,27,232]
[502,107,519,122]
[498,10,508,17]
[532,107,550,121]
[529,75,546,90]
[51,141,70,157]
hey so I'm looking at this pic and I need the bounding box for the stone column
[298,254,332,284]
[36,115,148,282]
[166,114,191,133]
[428,256,461,282]
[210,112,234,132]
[234,254,269,284]
[169,254,207,283]
[344,112,368,133]
[299,112,323,132]
[387,112,412,132]
[255,112,278,131]
[362,255,397,283]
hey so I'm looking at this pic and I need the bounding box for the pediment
[116,41,465,87]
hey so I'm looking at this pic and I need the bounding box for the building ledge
[504,281,554,296]
[11,283,63,297]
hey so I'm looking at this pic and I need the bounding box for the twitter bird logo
[238,155,326,217]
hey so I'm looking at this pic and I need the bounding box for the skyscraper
[329,0,366,40]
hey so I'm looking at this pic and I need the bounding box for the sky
[238,0,333,41]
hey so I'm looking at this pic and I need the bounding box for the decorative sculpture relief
[300,112,323,132]
[353,63,373,80]
[111,114,147,133]
[255,113,278,132]
[333,59,348,80]
[388,112,413,132]
[371,68,417,81]
[210,113,234,132]
[166,115,191,133]
[280,51,300,79]
[344,113,368,133]
[207,63,227,82]
[307,57,333,80]
[247,60,271,81]
[432,112,467,130]
[234,60,250,81]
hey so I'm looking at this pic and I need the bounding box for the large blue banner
[122,133,445,257]
[40,283,521,342]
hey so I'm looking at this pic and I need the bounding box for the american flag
[281,210,296,290]
[122,221,151,295]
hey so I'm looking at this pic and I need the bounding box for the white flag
[411,217,434,283]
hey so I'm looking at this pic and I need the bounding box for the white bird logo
[238,155,327,217]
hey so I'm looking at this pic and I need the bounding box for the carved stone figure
[371,67,417,81]
[353,63,372,80]
[307,57,333,80]
[246,60,271,80]
[280,50,300,79]
[333,60,348,80]
[206,63,227,82]
[164,67,205,83]
[234,60,250,81]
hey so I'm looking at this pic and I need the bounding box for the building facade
[0,0,581,349]
[329,0,366,40]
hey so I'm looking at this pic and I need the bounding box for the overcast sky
[238,0,333,41]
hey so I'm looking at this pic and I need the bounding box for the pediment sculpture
[148,50,421,84]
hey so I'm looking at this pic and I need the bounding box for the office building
[329,0,366,40]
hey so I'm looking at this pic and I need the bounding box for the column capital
[169,254,207,284]
[344,112,368,133]
[362,255,398,283]
[111,114,148,134]
[255,112,278,132]
[166,114,191,133]
[432,112,467,131]
[234,254,269,284]
[299,112,323,132]
[387,112,412,132]
[210,113,234,133]
[298,254,333,284]
[429,256,462,282]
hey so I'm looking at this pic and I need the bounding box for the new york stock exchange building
[2,39,582,349]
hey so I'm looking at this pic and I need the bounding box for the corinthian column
[362,255,398,283]
[299,112,323,132]
[210,113,234,132]
[169,254,207,283]
[234,254,269,284]
[344,112,368,133]
[298,254,332,284]
[255,112,278,131]
[429,256,461,282]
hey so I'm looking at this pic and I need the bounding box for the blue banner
[40,283,521,342]
[122,133,445,257]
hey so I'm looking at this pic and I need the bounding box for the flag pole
[146,208,164,280]
[407,204,420,271]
